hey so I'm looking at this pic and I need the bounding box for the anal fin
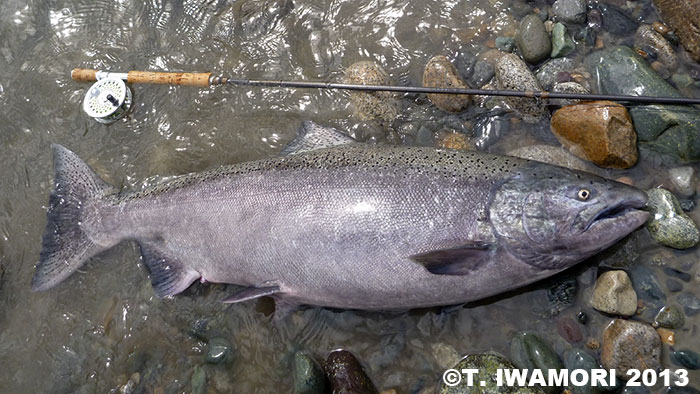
[138,242,200,297]
[221,285,281,304]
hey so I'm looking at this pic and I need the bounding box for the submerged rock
[437,131,471,151]
[550,101,638,168]
[677,292,700,316]
[591,270,638,316]
[205,337,233,364]
[653,0,700,62]
[343,61,399,127]
[601,319,661,378]
[536,58,576,90]
[552,0,587,24]
[510,333,563,394]
[324,350,378,394]
[495,54,547,119]
[593,3,637,36]
[293,352,327,394]
[562,349,598,394]
[668,166,696,197]
[646,188,700,249]
[473,115,509,150]
[584,46,700,162]
[516,15,552,64]
[439,353,544,394]
[557,317,583,343]
[551,23,575,58]
[654,304,686,329]
[671,349,700,370]
[423,56,471,113]
[551,81,589,106]
[507,144,598,173]
[634,25,678,71]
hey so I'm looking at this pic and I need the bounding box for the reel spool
[82,77,132,123]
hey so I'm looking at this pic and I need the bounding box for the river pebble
[343,61,399,127]
[495,54,547,119]
[601,319,661,378]
[324,349,378,394]
[423,56,472,113]
[510,332,563,394]
[677,292,700,316]
[594,3,637,36]
[671,349,700,370]
[551,23,575,58]
[634,25,678,70]
[557,317,583,343]
[591,271,638,316]
[657,327,675,345]
[654,0,700,62]
[646,188,700,249]
[663,267,692,282]
[551,82,589,106]
[550,101,638,168]
[668,167,696,198]
[293,352,327,394]
[191,365,206,394]
[205,338,232,364]
[562,349,598,394]
[666,279,683,293]
[439,353,544,394]
[495,36,515,52]
[552,0,587,24]
[654,304,686,328]
[535,58,576,90]
[516,14,552,64]
[469,60,494,88]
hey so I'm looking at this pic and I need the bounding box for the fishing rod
[72,68,700,123]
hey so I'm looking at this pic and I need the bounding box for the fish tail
[31,144,115,292]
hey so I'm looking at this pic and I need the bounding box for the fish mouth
[586,191,649,232]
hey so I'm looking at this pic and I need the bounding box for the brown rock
[550,101,638,168]
[343,61,399,126]
[586,338,600,350]
[437,131,471,150]
[422,56,471,112]
[656,327,675,345]
[653,0,700,62]
[591,270,638,316]
[601,319,662,378]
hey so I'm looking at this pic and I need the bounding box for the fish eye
[577,188,591,201]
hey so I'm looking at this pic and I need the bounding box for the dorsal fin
[281,121,356,155]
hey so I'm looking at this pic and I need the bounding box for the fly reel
[82,77,132,124]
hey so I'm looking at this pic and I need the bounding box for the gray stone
[516,14,552,64]
[551,23,575,58]
[668,166,696,197]
[495,37,516,52]
[551,81,589,106]
[584,46,700,162]
[440,353,544,394]
[635,25,678,70]
[672,73,695,89]
[343,61,399,127]
[191,365,206,394]
[677,292,700,316]
[591,271,638,316]
[470,60,495,88]
[495,54,547,119]
[594,3,637,36]
[562,349,598,394]
[646,188,700,249]
[507,144,598,173]
[654,304,686,328]
[666,279,683,293]
[535,58,576,90]
[473,115,509,150]
[553,0,587,24]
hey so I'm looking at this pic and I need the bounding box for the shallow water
[0,0,698,392]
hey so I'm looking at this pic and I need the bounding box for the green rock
[205,337,232,364]
[495,36,516,52]
[510,333,564,394]
[551,23,575,58]
[646,188,700,249]
[584,46,700,161]
[293,352,327,394]
[516,15,552,64]
[562,349,598,394]
[654,304,686,329]
[439,353,544,394]
[671,349,700,370]
[191,365,206,394]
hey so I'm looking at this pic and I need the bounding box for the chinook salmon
[32,122,648,310]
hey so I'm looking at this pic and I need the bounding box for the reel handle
[71,68,212,87]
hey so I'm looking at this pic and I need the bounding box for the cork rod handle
[71,68,212,87]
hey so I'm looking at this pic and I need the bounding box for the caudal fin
[31,145,115,291]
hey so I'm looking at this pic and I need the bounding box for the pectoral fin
[221,285,282,303]
[138,241,200,297]
[410,243,493,275]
